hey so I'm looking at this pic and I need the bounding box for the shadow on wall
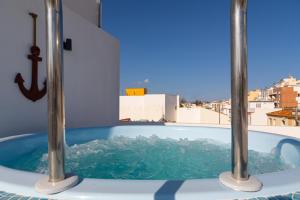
[154,180,185,200]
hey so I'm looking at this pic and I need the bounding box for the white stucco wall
[177,107,230,124]
[177,108,201,124]
[0,0,119,137]
[165,95,179,122]
[119,94,179,122]
[119,96,145,121]
[63,0,98,26]
[199,107,230,124]
[249,101,275,110]
[143,95,166,121]
[249,108,280,126]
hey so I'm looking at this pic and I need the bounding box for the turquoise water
[3,135,291,180]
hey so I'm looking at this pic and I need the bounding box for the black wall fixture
[63,38,72,51]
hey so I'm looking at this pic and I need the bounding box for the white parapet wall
[120,94,179,122]
[177,107,230,124]
[63,0,99,26]
[0,0,120,137]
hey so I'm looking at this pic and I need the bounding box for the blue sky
[103,0,300,101]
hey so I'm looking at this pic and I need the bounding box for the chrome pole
[231,0,248,181]
[45,0,65,183]
[219,0,262,191]
[35,0,78,194]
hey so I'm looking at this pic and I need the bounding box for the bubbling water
[9,136,291,180]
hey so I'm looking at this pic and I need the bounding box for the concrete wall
[0,0,119,137]
[177,107,230,124]
[119,94,179,122]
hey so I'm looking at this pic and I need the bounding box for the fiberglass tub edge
[0,124,300,200]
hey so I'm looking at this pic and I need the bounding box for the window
[256,103,261,108]
[269,118,273,126]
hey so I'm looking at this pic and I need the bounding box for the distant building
[268,76,300,108]
[279,87,298,108]
[274,75,299,87]
[201,76,300,126]
[125,88,148,96]
[267,109,300,126]
[248,89,261,101]
[210,101,221,111]
[248,100,279,126]
[249,100,275,110]
[120,94,179,122]
[220,100,231,116]
[269,86,300,108]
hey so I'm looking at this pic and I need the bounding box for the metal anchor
[15,12,47,102]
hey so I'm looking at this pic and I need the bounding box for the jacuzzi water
[0,126,299,180]
[3,136,290,180]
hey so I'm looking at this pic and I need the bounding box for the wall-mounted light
[96,0,102,28]
[63,38,72,51]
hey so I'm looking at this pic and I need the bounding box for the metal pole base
[35,174,79,195]
[219,172,262,192]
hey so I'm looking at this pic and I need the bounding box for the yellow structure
[125,88,148,96]
[248,89,261,101]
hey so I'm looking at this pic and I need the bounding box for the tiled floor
[0,191,47,200]
[247,192,300,200]
[1,191,300,200]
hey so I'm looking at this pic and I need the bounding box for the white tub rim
[1,124,300,200]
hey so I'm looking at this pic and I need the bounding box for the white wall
[143,95,166,121]
[120,94,178,122]
[249,108,280,126]
[177,107,230,124]
[177,108,201,123]
[63,0,98,26]
[0,0,119,137]
[165,95,179,122]
[199,107,230,124]
[248,101,279,126]
[249,101,275,110]
[120,96,145,121]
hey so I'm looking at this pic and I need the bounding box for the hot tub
[0,125,300,200]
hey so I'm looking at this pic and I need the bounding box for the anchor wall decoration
[15,12,47,102]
